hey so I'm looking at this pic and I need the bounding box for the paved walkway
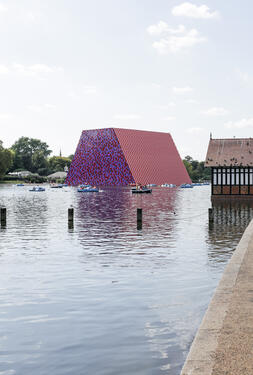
[181,220,253,375]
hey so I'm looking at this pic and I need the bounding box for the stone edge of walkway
[180,219,253,375]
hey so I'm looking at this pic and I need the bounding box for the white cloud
[173,86,193,94]
[235,69,250,83]
[83,85,97,95]
[0,113,13,120]
[27,105,43,113]
[185,99,199,104]
[156,102,176,110]
[0,63,63,77]
[151,27,206,54]
[202,107,229,116]
[147,22,185,36]
[162,116,176,121]
[0,65,9,75]
[45,104,56,109]
[225,118,253,129]
[151,83,161,89]
[27,104,56,113]
[114,114,142,120]
[0,4,7,12]
[172,2,219,19]
[186,127,204,134]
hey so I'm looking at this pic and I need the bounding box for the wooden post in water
[208,208,214,223]
[137,208,142,230]
[1,207,6,227]
[68,208,74,229]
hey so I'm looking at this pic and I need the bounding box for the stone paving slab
[180,219,253,375]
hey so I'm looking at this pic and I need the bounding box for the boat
[161,183,176,188]
[50,184,63,188]
[77,186,99,192]
[29,186,45,192]
[131,188,152,194]
[192,183,202,186]
[79,184,91,188]
[180,184,193,189]
[147,184,156,187]
[16,183,24,187]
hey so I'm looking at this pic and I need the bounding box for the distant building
[47,171,67,180]
[205,137,253,199]
[8,171,34,178]
[66,128,191,186]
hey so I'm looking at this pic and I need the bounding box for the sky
[0,0,253,160]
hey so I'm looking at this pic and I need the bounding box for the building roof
[205,138,253,167]
[47,171,67,179]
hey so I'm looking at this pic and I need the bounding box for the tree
[11,137,52,173]
[0,141,14,179]
[183,156,211,182]
[48,156,72,173]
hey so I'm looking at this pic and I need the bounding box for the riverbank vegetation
[0,137,73,181]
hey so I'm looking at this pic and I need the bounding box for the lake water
[0,184,252,375]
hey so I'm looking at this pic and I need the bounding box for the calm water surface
[0,185,252,375]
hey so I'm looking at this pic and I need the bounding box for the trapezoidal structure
[65,128,191,186]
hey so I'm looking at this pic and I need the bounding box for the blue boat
[50,184,63,189]
[29,186,45,192]
[78,187,99,192]
[16,183,24,187]
[180,184,193,189]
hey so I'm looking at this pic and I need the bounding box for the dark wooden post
[137,208,142,230]
[1,207,6,227]
[68,208,74,228]
[208,208,214,222]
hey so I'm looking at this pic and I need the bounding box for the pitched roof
[205,138,253,167]
[47,171,67,179]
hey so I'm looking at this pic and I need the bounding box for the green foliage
[11,137,52,173]
[48,156,71,173]
[0,141,14,180]
[183,155,211,182]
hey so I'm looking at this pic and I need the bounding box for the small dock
[181,219,253,375]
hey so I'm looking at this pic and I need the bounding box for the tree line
[0,137,73,180]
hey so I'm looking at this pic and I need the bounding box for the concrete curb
[180,219,253,375]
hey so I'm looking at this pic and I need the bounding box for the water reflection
[207,201,253,265]
[0,185,251,375]
[75,187,179,269]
